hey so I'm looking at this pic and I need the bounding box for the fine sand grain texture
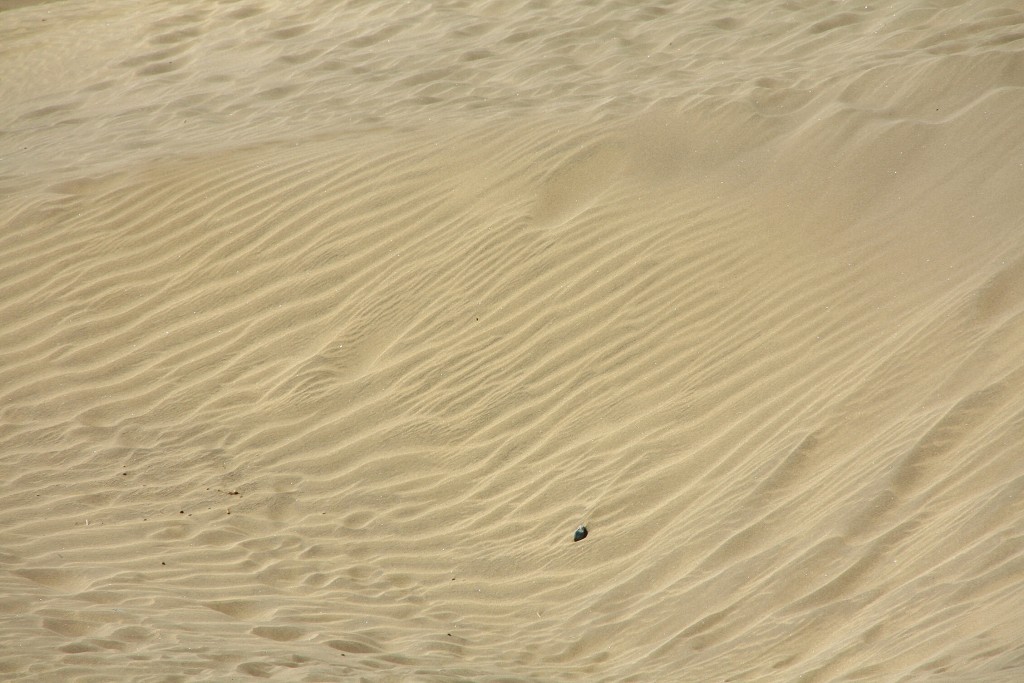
[2,1,1024,681]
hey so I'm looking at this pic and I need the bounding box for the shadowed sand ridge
[2,1,1024,681]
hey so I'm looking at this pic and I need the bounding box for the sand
[2,1,1023,681]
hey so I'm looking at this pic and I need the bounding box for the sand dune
[2,1,1024,680]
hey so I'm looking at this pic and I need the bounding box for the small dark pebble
[574,525,588,542]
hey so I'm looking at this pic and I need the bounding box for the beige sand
[2,1,1023,681]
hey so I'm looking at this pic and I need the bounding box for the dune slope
[2,1,1024,681]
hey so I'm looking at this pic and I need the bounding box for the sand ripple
[2,0,1023,680]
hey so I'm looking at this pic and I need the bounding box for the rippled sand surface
[2,1,1024,681]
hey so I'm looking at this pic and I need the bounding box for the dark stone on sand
[574,525,588,542]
